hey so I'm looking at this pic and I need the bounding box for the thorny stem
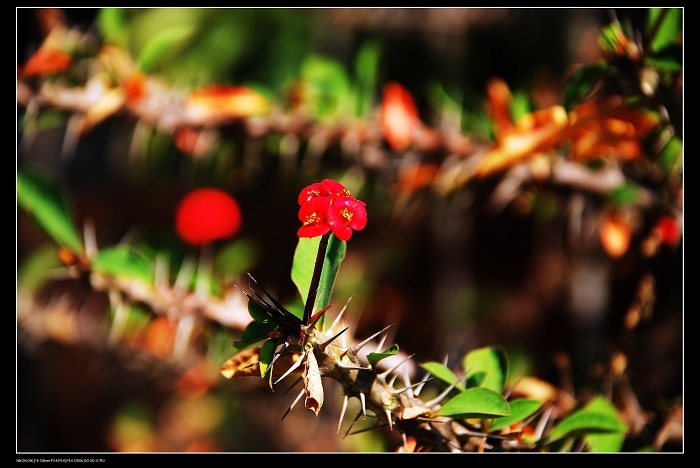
[303,232,331,325]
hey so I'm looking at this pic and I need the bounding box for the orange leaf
[22,47,72,77]
[219,347,262,379]
[380,82,421,151]
[186,85,270,121]
[140,316,176,358]
[474,105,568,177]
[486,77,515,138]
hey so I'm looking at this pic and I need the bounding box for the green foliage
[91,246,154,284]
[300,54,352,121]
[367,344,399,368]
[463,346,508,393]
[546,396,628,450]
[489,398,543,431]
[436,387,511,420]
[563,62,608,111]
[646,8,682,54]
[17,244,64,294]
[352,40,383,118]
[17,168,84,254]
[231,319,278,355]
[420,362,465,392]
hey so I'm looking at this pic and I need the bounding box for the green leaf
[657,134,683,176]
[91,246,154,284]
[232,320,278,354]
[213,238,260,282]
[608,182,641,206]
[586,432,625,453]
[300,55,351,120]
[97,8,130,48]
[291,234,346,313]
[436,387,511,419]
[421,362,465,392]
[564,62,608,111]
[17,169,83,253]
[510,90,532,123]
[248,299,273,323]
[259,338,277,382]
[547,396,628,445]
[646,8,682,54]
[137,23,197,72]
[367,344,399,368]
[463,346,508,393]
[645,46,683,73]
[17,244,63,294]
[353,40,382,118]
[489,398,544,431]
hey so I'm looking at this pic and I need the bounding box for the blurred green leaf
[510,90,532,122]
[367,344,399,368]
[547,396,628,445]
[608,182,641,206]
[489,398,543,431]
[353,40,382,118]
[17,244,63,294]
[657,134,683,176]
[436,387,511,419]
[97,8,130,48]
[646,8,682,54]
[645,46,682,73]
[463,346,508,393]
[300,55,351,120]
[564,62,608,111]
[213,237,261,281]
[136,23,197,73]
[17,168,83,253]
[91,246,154,284]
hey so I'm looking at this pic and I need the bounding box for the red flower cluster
[297,179,367,241]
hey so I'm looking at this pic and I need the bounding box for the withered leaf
[303,351,324,416]
[220,347,261,379]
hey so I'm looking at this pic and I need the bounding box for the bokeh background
[17,8,682,453]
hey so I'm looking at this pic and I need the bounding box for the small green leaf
[353,40,382,118]
[17,244,63,294]
[367,344,399,368]
[564,62,608,111]
[300,54,351,120]
[645,47,683,73]
[489,398,544,431]
[608,182,641,206]
[259,338,277,381]
[463,346,508,393]
[510,90,532,123]
[420,362,465,392]
[547,396,628,445]
[657,134,683,176]
[17,169,83,253]
[137,23,196,72]
[91,246,154,284]
[248,299,273,322]
[97,8,130,48]
[436,387,511,419]
[232,320,278,354]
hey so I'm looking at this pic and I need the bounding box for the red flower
[175,188,242,246]
[22,47,72,77]
[327,196,367,241]
[298,179,351,205]
[297,196,331,238]
[296,179,366,241]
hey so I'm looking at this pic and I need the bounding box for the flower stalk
[303,231,331,325]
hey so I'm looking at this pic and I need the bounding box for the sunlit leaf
[17,169,83,253]
[220,347,261,379]
[489,398,544,431]
[436,387,511,419]
[421,362,465,392]
[17,244,63,294]
[91,246,154,284]
[367,344,399,368]
[464,346,508,392]
[657,134,683,176]
[300,54,351,120]
[547,396,628,445]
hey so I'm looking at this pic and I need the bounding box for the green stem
[303,232,331,325]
